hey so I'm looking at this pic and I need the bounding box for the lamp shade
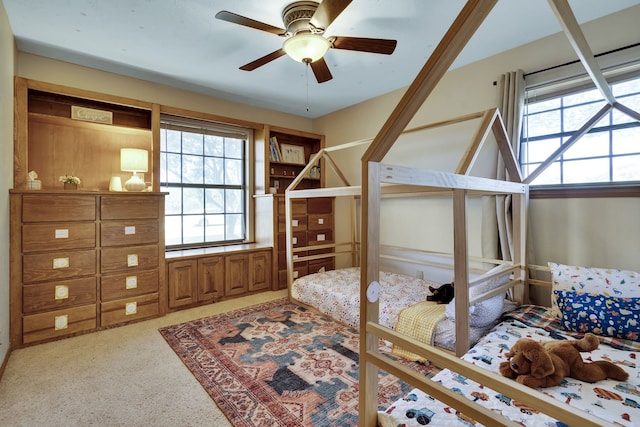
[120,148,149,173]
[283,33,331,63]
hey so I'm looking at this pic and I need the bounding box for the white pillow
[445,265,510,328]
[548,262,640,318]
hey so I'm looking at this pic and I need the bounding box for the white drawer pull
[124,226,136,235]
[125,302,137,315]
[127,254,139,267]
[292,219,299,227]
[53,257,69,269]
[318,218,324,225]
[317,234,326,241]
[55,285,69,300]
[125,276,138,289]
[55,229,69,239]
[292,237,297,245]
[54,314,68,330]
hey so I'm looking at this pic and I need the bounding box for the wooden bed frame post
[453,189,471,356]
[512,190,529,304]
[359,160,382,427]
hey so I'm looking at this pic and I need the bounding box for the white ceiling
[4,0,639,118]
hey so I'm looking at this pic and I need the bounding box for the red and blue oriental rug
[159,298,437,426]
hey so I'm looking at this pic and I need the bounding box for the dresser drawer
[101,196,159,220]
[278,199,307,215]
[101,269,159,301]
[308,258,335,275]
[100,220,158,247]
[22,304,97,345]
[278,250,307,269]
[308,214,333,231]
[23,250,97,283]
[278,231,307,248]
[101,245,159,274]
[308,229,333,246]
[279,265,308,285]
[22,195,96,222]
[307,198,333,214]
[23,222,96,253]
[23,277,97,313]
[278,215,307,233]
[100,293,159,327]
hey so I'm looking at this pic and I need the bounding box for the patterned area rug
[159,298,439,427]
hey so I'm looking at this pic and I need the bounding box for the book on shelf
[269,136,282,162]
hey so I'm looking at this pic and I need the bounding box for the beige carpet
[0,290,287,427]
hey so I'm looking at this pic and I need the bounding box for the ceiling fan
[215,0,397,83]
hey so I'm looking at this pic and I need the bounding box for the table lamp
[120,148,148,192]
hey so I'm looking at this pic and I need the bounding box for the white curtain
[495,70,525,262]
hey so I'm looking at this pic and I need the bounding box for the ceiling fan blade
[240,49,287,71]
[310,58,333,83]
[330,36,397,54]
[215,11,285,36]
[310,0,352,30]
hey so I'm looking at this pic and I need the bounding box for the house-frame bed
[283,1,640,426]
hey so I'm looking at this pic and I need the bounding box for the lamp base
[124,174,146,192]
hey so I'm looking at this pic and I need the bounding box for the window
[160,115,251,248]
[520,74,640,186]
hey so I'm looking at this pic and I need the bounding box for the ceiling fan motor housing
[282,1,322,36]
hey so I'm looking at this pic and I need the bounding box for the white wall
[314,5,640,275]
[0,2,15,362]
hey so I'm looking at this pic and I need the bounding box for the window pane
[163,186,182,215]
[165,215,182,246]
[613,155,640,181]
[523,137,561,163]
[183,215,204,244]
[225,158,243,185]
[205,214,224,242]
[225,214,244,240]
[164,153,182,183]
[182,155,203,184]
[528,163,560,185]
[563,158,609,184]
[182,132,203,155]
[563,87,602,106]
[613,126,640,155]
[204,135,224,156]
[226,189,243,213]
[204,157,224,185]
[563,131,609,159]
[524,97,559,114]
[165,129,181,152]
[563,101,606,132]
[183,188,204,214]
[525,110,560,137]
[225,138,243,159]
[205,188,224,214]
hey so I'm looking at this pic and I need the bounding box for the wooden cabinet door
[167,259,197,308]
[198,256,224,302]
[249,250,271,292]
[225,254,249,296]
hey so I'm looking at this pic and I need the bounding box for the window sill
[530,183,640,199]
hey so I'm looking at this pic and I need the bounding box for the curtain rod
[523,42,640,78]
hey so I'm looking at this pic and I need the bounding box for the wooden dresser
[10,190,166,347]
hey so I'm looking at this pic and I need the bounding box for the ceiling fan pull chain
[306,62,310,112]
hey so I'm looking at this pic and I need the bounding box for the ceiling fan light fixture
[283,33,331,63]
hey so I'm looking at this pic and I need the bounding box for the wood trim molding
[530,183,640,198]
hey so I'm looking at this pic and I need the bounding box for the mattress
[379,305,640,427]
[290,267,511,351]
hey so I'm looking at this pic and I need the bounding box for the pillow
[555,290,640,341]
[445,265,510,328]
[548,262,640,318]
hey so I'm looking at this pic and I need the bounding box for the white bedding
[379,305,640,427]
[291,267,510,351]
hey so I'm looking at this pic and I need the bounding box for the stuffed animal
[427,283,454,304]
[499,333,629,388]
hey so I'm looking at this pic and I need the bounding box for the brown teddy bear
[499,333,629,388]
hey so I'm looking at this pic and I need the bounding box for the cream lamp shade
[282,33,331,63]
[120,148,149,192]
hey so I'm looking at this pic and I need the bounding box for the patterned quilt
[379,305,640,427]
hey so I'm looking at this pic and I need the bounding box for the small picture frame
[280,144,305,165]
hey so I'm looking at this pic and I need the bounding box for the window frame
[159,113,253,250]
[520,60,640,198]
